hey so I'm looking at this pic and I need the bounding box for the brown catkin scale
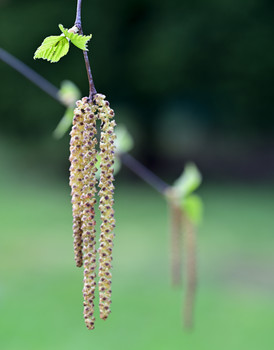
[69,104,85,267]
[79,97,98,330]
[94,93,116,320]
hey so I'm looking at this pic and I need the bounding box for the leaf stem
[74,0,97,100]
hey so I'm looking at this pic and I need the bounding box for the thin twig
[74,0,97,100]
[119,152,170,195]
[74,0,82,27]
[0,48,62,104]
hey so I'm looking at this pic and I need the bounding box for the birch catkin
[80,97,98,330]
[69,94,116,329]
[69,105,85,268]
[95,94,116,320]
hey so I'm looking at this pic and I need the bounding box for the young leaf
[173,163,202,197]
[58,80,81,106]
[182,194,203,225]
[34,36,69,62]
[115,125,134,154]
[53,81,81,139]
[53,107,74,139]
[59,24,92,50]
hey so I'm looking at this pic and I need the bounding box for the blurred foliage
[58,80,81,107]
[53,106,74,139]
[173,162,202,198]
[183,194,203,225]
[1,0,274,177]
[53,80,81,139]
[169,162,203,224]
[115,125,134,154]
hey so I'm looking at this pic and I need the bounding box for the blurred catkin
[183,216,196,330]
[170,202,183,286]
[94,93,116,320]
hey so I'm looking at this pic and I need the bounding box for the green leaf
[113,157,122,175]
[53,107,74,139]
[182,194,203,225]
[173,163,202,198]
[115,125,134,154]
[59,24,92,50]
[58,80,81,106]
[53,81,81,139]
[34,35,69,62]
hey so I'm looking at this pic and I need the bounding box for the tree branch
[0,48,62,104]
[74,0,97,100]
[119,153,170,195]
[74,0,82,27]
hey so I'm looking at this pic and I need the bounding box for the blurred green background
[1,0,274,349]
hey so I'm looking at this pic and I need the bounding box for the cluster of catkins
[69,93,116,330]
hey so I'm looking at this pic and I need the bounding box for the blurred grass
[0,170,274,350]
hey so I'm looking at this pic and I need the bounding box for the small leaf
[53,107,74,139]
[59,24,92,50]
[34,35,69,62]
[113,157,122,175]
[115,125,134,154]
[58,80,81,106]
[173,163,202,198]
[182,194,203,225]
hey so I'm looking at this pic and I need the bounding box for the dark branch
[82,50,97,99]
[74,0,97,100]
[0,48,62,104]
[120,153,170,195]
[74,0,82,27]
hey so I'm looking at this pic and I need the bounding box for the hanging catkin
[69,94,116,329]
[94,94,116,320]
[69,104,85,268]
[79,97,98,330]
